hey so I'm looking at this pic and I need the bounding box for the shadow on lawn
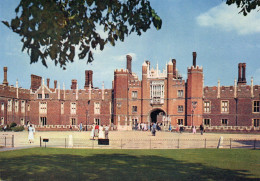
[0,151,256,181]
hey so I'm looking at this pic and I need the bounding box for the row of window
[39,102,101,115]
[1,100,27,113]
[38,94,49,99]
[203,118,260,127]
[131,90,184,99]
[131,105,184,113]
[204,100,260,113]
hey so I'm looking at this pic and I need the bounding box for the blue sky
[0,0,260,89]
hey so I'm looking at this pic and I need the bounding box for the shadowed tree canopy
[2,0,162,69]
[226,0,260,16]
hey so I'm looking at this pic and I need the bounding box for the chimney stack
[192,52,197,67]
[54,80,57,89]
[84,70,93,89]
[3,67,8,86]
[47,78,50,88]
[126,55,132,74]
[71,79,77,89]
[242,63,246,82]
[172,59,176,79]
[30,74,42,91]
[238,63,246,85]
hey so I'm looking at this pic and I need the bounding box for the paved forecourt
[1,130,260,150]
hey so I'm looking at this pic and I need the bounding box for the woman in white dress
[98,125,105,139]
[28,125,35,143]
[90,124,95,139]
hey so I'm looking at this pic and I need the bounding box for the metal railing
[0,135,14,148]
[39,137,260,149]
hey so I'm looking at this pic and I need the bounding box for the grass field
[0,148,259,181]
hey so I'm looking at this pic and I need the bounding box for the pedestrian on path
[192,126,196,134]
[200,124,204,135]
[28,125,35,143]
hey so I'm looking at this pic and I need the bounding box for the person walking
[79,122,83,132]
[28,124,35,143]
[200,124,204,135]
[192,126,196,134]
[90,124,95,140]
[105,125,109,139]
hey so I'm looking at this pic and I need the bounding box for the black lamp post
[191,101,197,127]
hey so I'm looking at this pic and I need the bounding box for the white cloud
[196,2,260,35]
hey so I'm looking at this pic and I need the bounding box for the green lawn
[0,148,259,181]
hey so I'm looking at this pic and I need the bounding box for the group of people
[90,124,109,140]
[192,124,205,135]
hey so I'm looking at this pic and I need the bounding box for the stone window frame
[203,101,211,113]
[132,91,138,99]
[39,102,47,114]
[1,102,4,111]
[37,94,42,99]
[1,117,4,125]
[95,118,100,125]
[14,100,19,113]
[252,100,260,113]
[45,93,50,99]
[21,100,25,113]
[132,106,137,113]
[221,119,228,126]
[221,100,229,113]
[177,119,184,125]
[70,102,77,115]
[177,105,184,113]
[7,99,12,112]
[71,117,77,125]
[61,102,64,115]
[177,90,184,98]
[252,118,260,127]
[94,102,100,115]
[203,118,211,126]
[20,118,25,125]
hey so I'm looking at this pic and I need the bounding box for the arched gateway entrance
[150,109,166,123]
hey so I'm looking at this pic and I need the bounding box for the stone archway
[150,109,166,123]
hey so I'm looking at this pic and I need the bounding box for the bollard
[254,139,256,150]
[40,136,42,147]
[12,135,14,147]
[230,138,232,149]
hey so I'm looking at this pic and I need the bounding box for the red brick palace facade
[0,52,259,130]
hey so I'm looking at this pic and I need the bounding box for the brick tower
[186,52,204,126]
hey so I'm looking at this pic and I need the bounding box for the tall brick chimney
[242,63,246,82]
[71,79,77,89]
[192,52,197,67]
[126,55,132,74]
[54,80,57,89]
[30,74,42,91]
[238,63,246,85]
[238,63,242,82]
[172,59,176,79]
[47,78,50,88]
[84,70,93,89]
[3,67,8,86]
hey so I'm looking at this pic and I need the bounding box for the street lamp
[191,101,197,127]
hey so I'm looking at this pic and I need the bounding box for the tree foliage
[226,0,260,16]
[2,0,162,69]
